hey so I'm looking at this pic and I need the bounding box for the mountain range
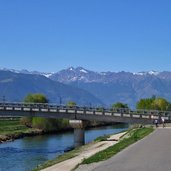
[1,67,171,108]
[0,70,103,106]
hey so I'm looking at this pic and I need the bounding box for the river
[0,124,128,171]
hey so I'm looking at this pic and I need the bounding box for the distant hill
[2,67,171,108]
[48,67,171,108]
[0,70,103,106]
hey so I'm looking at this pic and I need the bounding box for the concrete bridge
[0,102,170,147]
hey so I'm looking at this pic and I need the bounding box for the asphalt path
[91,128,171,171]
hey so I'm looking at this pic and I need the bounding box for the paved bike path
[90,128,171,171]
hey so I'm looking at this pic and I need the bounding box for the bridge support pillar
[69,120,87,147]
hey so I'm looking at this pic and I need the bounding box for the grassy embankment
[0,118,42,142]
[82,127,154,164]
[33,134,113,171]
[33,126,154,171]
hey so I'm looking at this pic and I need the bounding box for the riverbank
[0,118,45,143]
[0,118,123,143]
[34,131,126,171]
[34,126,154,171]
[0,129,43,143]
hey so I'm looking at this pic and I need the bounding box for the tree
[112,102,129,109]
[152,98,170,111]
[67,101,76,107]
[136,96,170,111]
[22,93,64,132]
[24,93,48,103]
[136,98,154,110]
[22,93,49,130]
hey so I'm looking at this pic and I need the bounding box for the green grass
[32,145,85,171]
[0,118,42,142]
[94,134,110,142]
[0,118,30,135]
[82,127,154,164]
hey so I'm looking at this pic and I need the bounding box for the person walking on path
[154,119,158,128]
[161,117,165,128]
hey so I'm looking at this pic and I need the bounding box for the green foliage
[20,117,32,127]
[58,119,69,129]
[136,97,155,110]
[111,102,129,109]
[136,96,170,111]
[67,101,76,107]
[152,98,170,111]
[82,127,154,164]
[22,93,49,129]
[24,93,48,103]
[32,118,52,131]
[23,93,69,132]
[31,118,69,132]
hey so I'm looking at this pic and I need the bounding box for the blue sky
[0,0,171,72]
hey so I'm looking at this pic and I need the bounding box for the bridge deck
[0,102,170,123]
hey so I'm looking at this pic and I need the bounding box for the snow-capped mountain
[0,67,162,83]
[49,67,162,83]
[48,67,171,108]
[0,69,103,105]
[49,67,103,83]
[1,66,171,108]
[133,71,160,76]
[0,68,54,78]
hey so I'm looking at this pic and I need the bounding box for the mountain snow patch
[80,69,88,73]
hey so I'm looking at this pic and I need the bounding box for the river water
[0,124,128,171]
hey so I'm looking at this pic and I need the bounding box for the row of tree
[21,93,171,132]
[111,96,171,111]
[136,96,171,111]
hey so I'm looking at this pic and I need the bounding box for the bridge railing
[0,102,171,118]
